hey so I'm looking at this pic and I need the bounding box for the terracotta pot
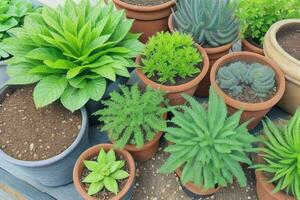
[175,169,221,197]
[210,52,285,130]
[113,0,175,43]
[73,144,136,200]
[135,45,209,105]
[242,39,264,55]
[264,19,300,114]
[168,14,232,97]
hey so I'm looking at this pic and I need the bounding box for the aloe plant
[3,0,144,112]
[160,87,257,189]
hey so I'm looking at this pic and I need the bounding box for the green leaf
[6,74,44,85]
[83,160,99,171]
[87,181,104,196]
[97,148,107,163]
[106,149,116,164]
[26,48,63,61]
[111,170,129,180]
[83,172,104,183]
[85,78,106,101]
[60,85,90,112]
[91,65,116,81]
[104,177,118,194]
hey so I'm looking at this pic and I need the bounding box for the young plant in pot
[135,32,209,105]
[160,87,257,198]
[210,52,286,130]
[94,84,167,162]
[112,0,175,43]
[73,144,136,200]
[236,0,300,55]
[254,109,300,200]
[169,0,239,97]
[264,19,300,114]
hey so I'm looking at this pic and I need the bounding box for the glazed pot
[0,85,89,186]
[168,14,232,97]
[210,52,285,130]
[136,45,209,105]
[113,0,175,43]
[242,39,264,55]
[73,143,136,200]
[264,19,300,114]
[0,60,9,87]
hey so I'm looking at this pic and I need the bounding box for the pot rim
[135,44,210,92]
[242,39,264,55]
[112,0,175,12]
[210,51,286,111]
[73,143,136,200]
[0,85,88,167]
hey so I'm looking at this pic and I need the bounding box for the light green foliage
[217,62,275,98]
[83,148,129,196]
[95,84,167,148]
[173,0,239,47]
[236,0,300,45]
[141,32,202,84]
[0,0,33,59]
[3,0,144,112]
[255,109,300,199]
[160,87,257,189]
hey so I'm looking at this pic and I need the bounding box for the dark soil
[247,37,263,49]
[81,155,129,199]
[120,0,171,6]
[277,24,300,60]
[0,86,82,161]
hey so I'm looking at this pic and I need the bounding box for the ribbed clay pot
[210,52,285,130]
[113,0,175,43]
[264,19,300,114]
[135,45,209,105]
[242,39,264,55]
[73,144,136,200]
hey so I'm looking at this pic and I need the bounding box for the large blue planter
[0,86,90,187]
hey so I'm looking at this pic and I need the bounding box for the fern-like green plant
[172,0,239,47]
[160,87,257,189]
[94,84,167,148]
[217,62,276,98]
[254,109,300,199]
[83,148,129,196]
[141,32,202,84]
[3,0,144,112]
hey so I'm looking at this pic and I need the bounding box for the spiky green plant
[94,84,167,148]
[254,109,300,199]
[82,148,129,196]
[217,62,276,98]
[160,87,257,189]
[172,0,239,47]
[3,0,144,112]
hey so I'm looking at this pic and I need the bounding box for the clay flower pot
[242,39,264,55]
[210,52,285,130]
[175,169,221,198]
[136,45,209,105]
[168,14,233,97]
[73,144,136,200]
[264,19,300,114]
[113,0,175,43]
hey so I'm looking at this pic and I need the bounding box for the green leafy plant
[83,148,129,196]
[236,0,300,45]
[141,32,202,84]
[160,87,257,189]
[172,0,239,47]
[254,109,300,199]
[3,0,144,112]
[95,84,167,148]
[0,0,34,59]
[217,61,276,98]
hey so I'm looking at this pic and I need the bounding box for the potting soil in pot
[277,24,300,60]
[0,86,82,161]
[120,0,171,6]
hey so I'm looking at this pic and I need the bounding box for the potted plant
[236,0,300,55]
[73,144,136,200]
[160,87,257,198]
[135,32,209,105]
[254,109,300,200]
[94,84,168,161]
[168,0,239,97]
[264,19,300,114]
[210,52,285,130]
[112,0,175,43]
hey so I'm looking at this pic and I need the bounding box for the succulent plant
[83,148,129,196]
[160,87,257,189]
[172,0,239,47]
[217,62,276,98]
